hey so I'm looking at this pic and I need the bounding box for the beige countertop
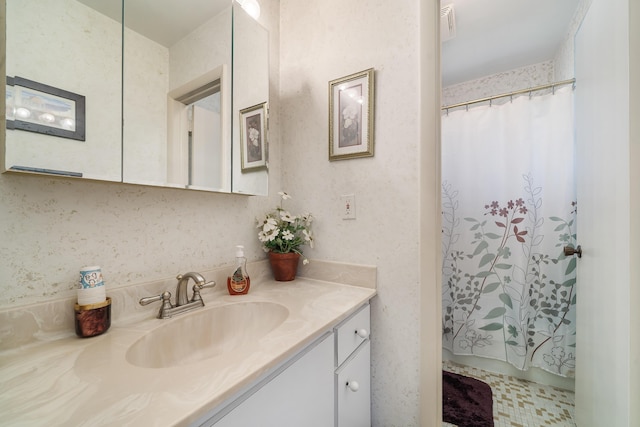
[0,270,376,426]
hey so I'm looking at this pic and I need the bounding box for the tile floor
[443,361,576,426]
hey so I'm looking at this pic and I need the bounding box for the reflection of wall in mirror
[5,0,121,181]
[232,6,269,195]
[122,26,170,186]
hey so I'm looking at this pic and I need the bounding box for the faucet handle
[196,280,216,290]
[139,291,173,319]
[191,281,216,303]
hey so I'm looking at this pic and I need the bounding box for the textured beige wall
[441,60,555,107]
[278,0,429,424]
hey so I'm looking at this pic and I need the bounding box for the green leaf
[549,216,564,221]
[565,257,577,275]
[479,253,495,268]
[499,293,513,309]
[464,217,478,222]
[494,263,511,270]
[505,340,519,346]
[475,271,495,278]
[473,241,489,256]
[483,282,501,293]
[479,323,504,331]
[554,223,567,231]
[484,307,506,319]
[563,278,576,287]
[485,232,502,239]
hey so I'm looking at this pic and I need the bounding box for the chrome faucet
[139,272,216,319]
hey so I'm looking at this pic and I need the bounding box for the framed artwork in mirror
[328,68,374,161]
[239,102,268,171]
[6,76,86,141]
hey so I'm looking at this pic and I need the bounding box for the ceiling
[77,0,230,47]
[78,0,580,85]
[441,0,581,87]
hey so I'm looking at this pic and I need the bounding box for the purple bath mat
[443,370,494,427]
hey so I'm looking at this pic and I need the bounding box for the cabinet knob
[346,380,360,392]
[355,329,369,339]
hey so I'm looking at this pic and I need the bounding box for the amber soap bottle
[227,245,250,295]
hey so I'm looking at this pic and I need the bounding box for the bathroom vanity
[206,304,371,426]
[0,262,376,426]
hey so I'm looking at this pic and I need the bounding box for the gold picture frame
[239,102,268,171]
[328,68,374,161]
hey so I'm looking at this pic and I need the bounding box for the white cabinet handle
[346,380,359,392]
[355,329,369,339]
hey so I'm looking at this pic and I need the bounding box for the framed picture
[6,76,86,141]
[328,68,374,161]
[239,102,268,171]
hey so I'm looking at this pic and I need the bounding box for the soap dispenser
[227,245,250,295]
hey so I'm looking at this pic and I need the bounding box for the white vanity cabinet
[334,304,371,427]
[208,332,335,426]
[198,303,371,427]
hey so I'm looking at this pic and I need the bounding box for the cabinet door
[213,333,334,427]
[336,340,371,427]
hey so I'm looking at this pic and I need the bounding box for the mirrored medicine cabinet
[3,0,269,196]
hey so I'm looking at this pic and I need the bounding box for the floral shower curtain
[441,86,577,378]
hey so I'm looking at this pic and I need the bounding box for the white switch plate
[341,194,356,219]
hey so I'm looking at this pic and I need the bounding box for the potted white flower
[257,191,314,281]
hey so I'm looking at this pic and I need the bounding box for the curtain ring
[552,85,556,95]
[465,104,469,112]
[489,98,492,107]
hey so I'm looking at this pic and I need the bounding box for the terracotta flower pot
[268,252,301,281]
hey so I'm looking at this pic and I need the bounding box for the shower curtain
[441,86,576,378]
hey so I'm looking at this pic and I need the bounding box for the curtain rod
[441,78,576,111]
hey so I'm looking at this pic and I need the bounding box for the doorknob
[564,245,582,258]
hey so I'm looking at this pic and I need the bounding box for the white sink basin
[126,301,289,368]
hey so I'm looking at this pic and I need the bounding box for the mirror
[4,0,123,181]
[3,0,269,195]
[231,3,269,195]
[122,0,232,192]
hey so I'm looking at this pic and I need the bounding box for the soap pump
[227,245,250,295]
